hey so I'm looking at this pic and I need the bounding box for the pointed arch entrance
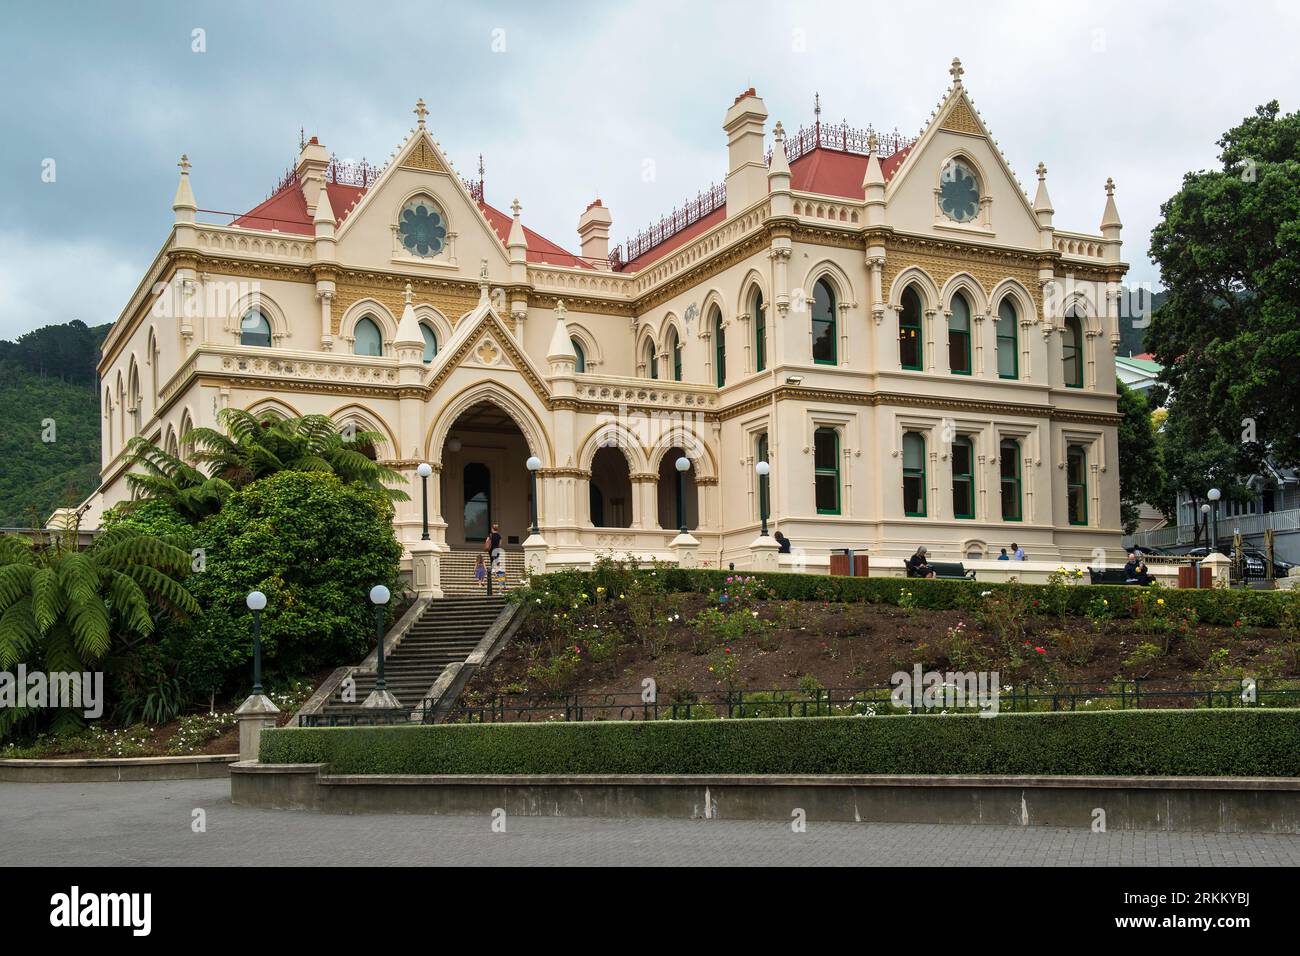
[438,400,535,549]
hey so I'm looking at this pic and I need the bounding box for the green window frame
[811,279,837,365]
[1066,444,1088,525]
[353,315,384,356]
[951,436,975,519]
[421,324,439,364]
[240,309,272,348]
[713,310,726,387]
[572,337,585,373]
[754,291,766,373]
[646,340,658,380]
[757,432,770,519]
[669,329,682,381]
[995,299,1018,379]
[813,427,840,514]
[948,293,972,375]
[902,431,927,517]
[1063,312,1083,388]
[899,286,923,371]
[999,438,1022,521]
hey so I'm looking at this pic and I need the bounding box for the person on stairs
[474,553,487,590]
[485,523,505,591]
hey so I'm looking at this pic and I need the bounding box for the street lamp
[369,584,391,694]
[526,455,542,535]
[245,590,267,695]
[417,462,432,540]
[755,460,771,536]
[1207,487,1222,550]
[675,455,691,535]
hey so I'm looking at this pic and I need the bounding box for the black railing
[446,679,1300,724]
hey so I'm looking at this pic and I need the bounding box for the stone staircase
[440,547,527,595]
[318,594,508,720]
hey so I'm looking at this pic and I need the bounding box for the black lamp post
[526,455,542,535]
[369,584,391,693]
[756,459,770,536]
[417,462,432,540]
[245,590,267,695]
[1208,487,1221,551]
[675,455,691,535]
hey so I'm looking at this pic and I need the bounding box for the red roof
[233,179,592,268]
[617,144,915,271]
[234,182,366,234]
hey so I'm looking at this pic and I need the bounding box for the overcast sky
[0,0,1296,340]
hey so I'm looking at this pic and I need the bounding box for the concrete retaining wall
[229,762,1300,833]
[0,754,237,783]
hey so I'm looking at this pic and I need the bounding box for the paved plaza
[2,779,1299,866]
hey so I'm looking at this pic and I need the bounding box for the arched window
[753,290,766,372]
[756,432,770,520]
[948,293,971,375]
[668,328,682,381]
[240,309,272,347]
[645,340,658,380]
[572,338,586,373]
[398,196,448,258]
[1000,438,1022,521]
[952,436,974,519]
[354,316,383,356]
[713,309,726,387]
[813,427,840,514]
[1066,444,1088,525]
[811,279,837,365]
[1063,310,1084,388]
[420,324,438,364]
[996,299,1018,380]
[903,431,927,517]
[899,286,923,370]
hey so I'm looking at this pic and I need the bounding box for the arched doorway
[657,446,698,530]
[440,401,533,549]
[590,446,632,528]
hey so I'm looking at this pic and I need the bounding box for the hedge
[528,567,1298,628]
[261,709,1300,777]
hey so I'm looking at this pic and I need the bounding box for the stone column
[234,693,280,763]
[670,530,701,568]
[751,533,779,571]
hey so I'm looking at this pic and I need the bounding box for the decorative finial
[555,299,567,320]
[404,282,413,305]
[478,153,484,179]
[814,92,821,120]
[479,258,489,283]
[868,131,879,154]
[178,154,191,174]
[413,98,428,129]
[510,197,521,218]
[1105,177,1115,196]
[773,120,785,141]
[949,57,964,87]
[1036,161,1047,181]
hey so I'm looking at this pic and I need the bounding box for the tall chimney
[723,88,768,217]
[577,199,613,267]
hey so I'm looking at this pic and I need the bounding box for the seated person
[905,546,936,579]
[773,530,792,554]
[997,548,1010,560]
[1123,551,1153,585]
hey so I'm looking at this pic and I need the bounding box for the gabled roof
[788,143,912,198]
[479,202,595,269]
[234,181,366,234]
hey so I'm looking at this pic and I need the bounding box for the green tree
[1116,380,1165,534]
[186,409,408,501]
[181,471,403,697]
[0,525,199,737]
[1154,386,1252,542]
[1147,101,1300,469]
[122,438,234,524]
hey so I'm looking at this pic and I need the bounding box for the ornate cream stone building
[88,60,1129,592]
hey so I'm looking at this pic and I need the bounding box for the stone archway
[438,400,533,549]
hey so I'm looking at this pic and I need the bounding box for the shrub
[260,709,1300,777]
[183,471,403,698]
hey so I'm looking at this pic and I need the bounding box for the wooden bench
[1088,567,1145,586]
[907,561,976,581]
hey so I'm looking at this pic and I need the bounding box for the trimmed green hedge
[529,567,1298,628]
[262,709,1300,777]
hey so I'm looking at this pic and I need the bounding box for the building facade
[89,61,1129,589]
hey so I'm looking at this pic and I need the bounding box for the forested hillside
[0,320,109,526]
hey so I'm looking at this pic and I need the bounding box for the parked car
[1182,546,1267,578]
[1238,546,1296,580]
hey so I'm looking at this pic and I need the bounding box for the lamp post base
[234,693,281,762]
[362,688,404,711]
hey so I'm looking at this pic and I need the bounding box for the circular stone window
[939,159,980,223]
[398,198,447,256]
